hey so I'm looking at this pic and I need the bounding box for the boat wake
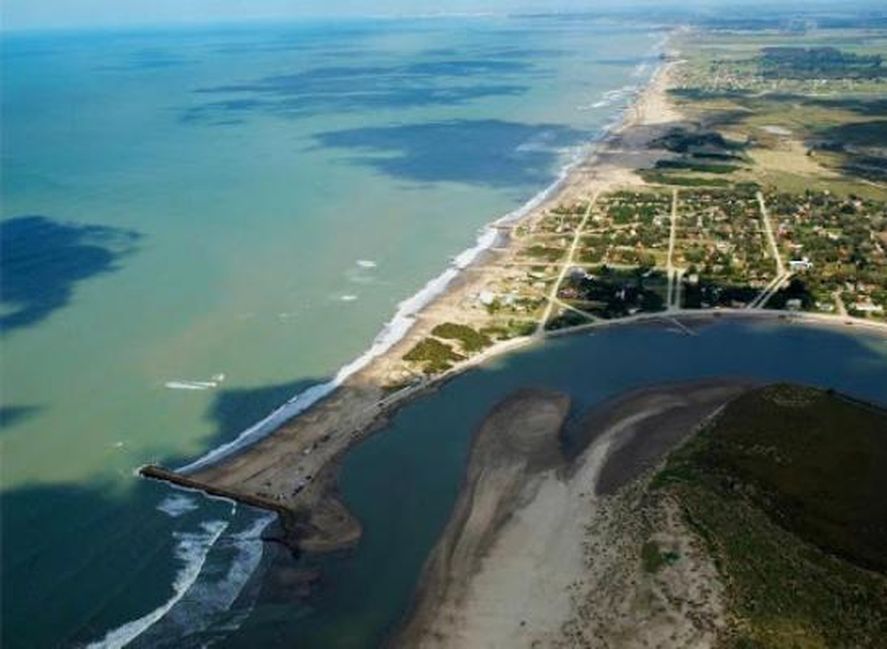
[164,374,226,391]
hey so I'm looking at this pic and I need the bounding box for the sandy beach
[395,379,748,648]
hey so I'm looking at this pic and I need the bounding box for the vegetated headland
[141,21,887,564]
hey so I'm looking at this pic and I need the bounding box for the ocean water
[1,16,662,648]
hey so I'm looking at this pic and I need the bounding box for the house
[789,257,813,272]
[853,301,884,315]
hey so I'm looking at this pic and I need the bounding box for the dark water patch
[0,405,42,431]
[595,56,651,65]
[97,48,193,72]
[211,118,248,127]
[184,98,269,120]
[211,42,317,55]
[419,47,459,57]
[0,216,141,333]
[403,59,532,76]
[312,119,587,188]
[203,65,394,93]
[193,58,534,97]
[183,59,539,123]
[480,46,568,59]
[183,85,527,123]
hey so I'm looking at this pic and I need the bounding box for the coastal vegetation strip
[403,337,465,374]
[429,322,492,353]
[653,384,887,647]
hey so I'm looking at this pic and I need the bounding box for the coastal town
[385,33,887,380]
[143,22,887,536]
[396,146,887,376]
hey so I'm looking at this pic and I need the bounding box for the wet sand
[394,389,571,647]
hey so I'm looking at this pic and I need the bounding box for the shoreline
[139,41,682,545]
[174,52,664,476]
[139,38,887,552]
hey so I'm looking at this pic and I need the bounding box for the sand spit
[140,55,686,551]
[396,380,750,649]
[395,389,571,647]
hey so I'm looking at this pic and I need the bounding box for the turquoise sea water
[1,16,663,648]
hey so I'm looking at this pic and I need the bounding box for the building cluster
[767,190,887,318]
[675,187,773,291]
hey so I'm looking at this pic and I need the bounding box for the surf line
[160,54,667,478]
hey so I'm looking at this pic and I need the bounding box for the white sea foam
[169,513,274,633]
[175,58,666,476]
[157,494,200,518]
[86,520,228,649]
[578,83,639,112]
[340,294,358,302]
[631,61,650,78]
[155,479,239,512]
[356,259,377,268]
[116,512,275,646]
[515,130,560,153]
